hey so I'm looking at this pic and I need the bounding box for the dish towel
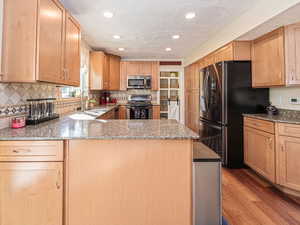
[168,101,180,121]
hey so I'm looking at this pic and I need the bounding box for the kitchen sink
[69,113,96,120]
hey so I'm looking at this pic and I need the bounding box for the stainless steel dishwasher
[193,142,222,225]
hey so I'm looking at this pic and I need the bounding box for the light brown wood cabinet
[89,52,121,90]
[244,126,275,182]
[1,0,81,86]
[184,62,200,132]
[118,105,127,119]
[252,22,300,87]
[251,27,285,87]
[120,61,160,91]
[152,105,160,119]
[244,117,300,195]
[0,140,64,225]
[108,54,121,90]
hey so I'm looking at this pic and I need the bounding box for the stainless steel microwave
[127,75,152,89]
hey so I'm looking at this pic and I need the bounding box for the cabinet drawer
[278,123,300,138]
[0,141,63,162]
[244,117,275,134]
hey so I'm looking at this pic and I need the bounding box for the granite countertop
[243,113,300,125]
[0,111,199,141]
[193,142,221,162]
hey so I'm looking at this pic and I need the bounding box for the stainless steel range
[127,95,153,119]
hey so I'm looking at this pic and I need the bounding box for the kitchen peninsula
[0,111,200,225]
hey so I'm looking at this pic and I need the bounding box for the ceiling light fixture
[185,12,196,19]
[165,47,172,52]
[103,11,114,18]
[172,35,180,39]
[113,35,121,39]
[118,47,125,51]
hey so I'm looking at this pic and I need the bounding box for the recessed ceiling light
[118,47,125,51]
[172,35,180,39]
[113,35,121,39]
[165,47,172,52]
[185,12,196,19]
[103,11,114,18]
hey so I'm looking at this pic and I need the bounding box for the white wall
[270,87,300,110]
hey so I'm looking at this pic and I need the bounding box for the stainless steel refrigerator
[199,61,269,168]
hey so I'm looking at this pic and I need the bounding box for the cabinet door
[118,106,127,119]
[252,27,285,87]
[285,22,300,85]
[108,55,121,90]
[244,127,275,182]
[277,136,300,191]
[120,61,127,90]
[2,0,38,82]
[152,105,160,119]
[103,54,110,89]
[151,62,159,90]
[64,13,81,86]
[139,62,152,75]
[0,162,63,225]
[89,51,105,90]
[38,0,65,84]
[126,62,140,76]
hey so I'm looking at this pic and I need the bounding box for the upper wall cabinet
[120,61,160,91]
[252,23,300,87]
[89,51,121,90]
[251,28,285,87]
[198,41,251,70]
[0,0,81,86]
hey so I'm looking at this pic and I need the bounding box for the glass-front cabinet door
[160,71,180,120]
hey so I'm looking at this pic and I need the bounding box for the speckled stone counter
[193,142,221,162]
[243,112,300,125]
[0,113,199,140]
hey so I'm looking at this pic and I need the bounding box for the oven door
[127,106,153,119]
[199,119,227,165]
[127,78,145,89]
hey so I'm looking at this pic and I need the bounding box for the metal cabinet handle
[281,144,285,152]
[268,138,273,149]
[56,170,62,190]
[12,148,31,154]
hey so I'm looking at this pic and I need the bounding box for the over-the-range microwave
[127,75,152,89]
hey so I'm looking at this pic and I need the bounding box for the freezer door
[199,119,227,165]
[199,65,222,124]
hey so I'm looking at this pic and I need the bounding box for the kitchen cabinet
[89,51,107,90]
[1,0,81,86]
[0,162,63,225]
[89,52,121,90]
[121,61,160,91]
[184,63,200,132]
[0,0,3,79]
[285,22,300,85]
[153,105,160,119]
[64,12,81,86]
[244,126,275,182]
[277,123,300,192]
[0,140,64,225]
[108,54,121,90]
[244,117,300,196]
[98,108,116,120]
[119,105,127,119]
[251,27,285,87]
[120,61,127,91]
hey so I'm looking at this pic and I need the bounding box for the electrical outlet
[289,97,300,104]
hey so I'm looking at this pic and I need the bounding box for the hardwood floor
[222,168,300,225]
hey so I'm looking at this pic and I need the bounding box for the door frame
[159,65,184,124]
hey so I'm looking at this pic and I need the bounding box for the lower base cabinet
[152,105,160,119]
[0,162,63,225]
[277,136,300,191]
[244,127,275,182]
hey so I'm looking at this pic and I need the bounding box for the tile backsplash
[0,83,59,106]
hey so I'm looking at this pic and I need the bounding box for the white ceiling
[61,0,258,59]
[238,3,300,40]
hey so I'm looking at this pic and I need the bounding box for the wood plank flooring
[222,168,300,225]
